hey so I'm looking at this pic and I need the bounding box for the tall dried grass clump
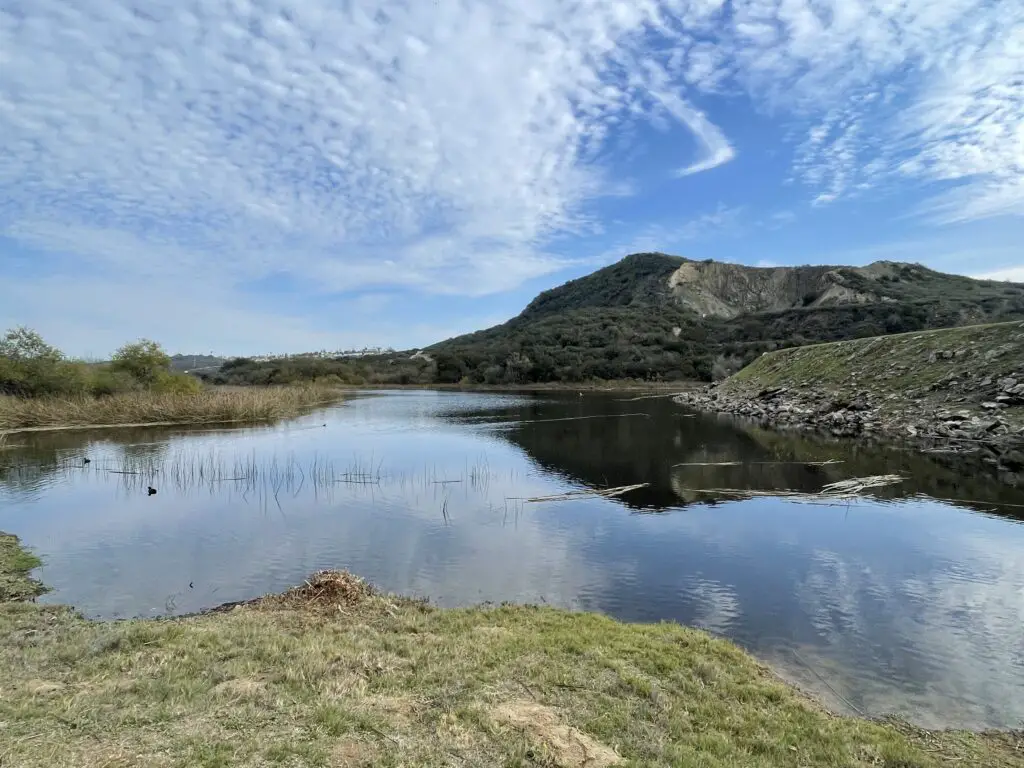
[0,385,343,431]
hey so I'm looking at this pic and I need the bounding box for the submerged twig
[520,483,649,503]
[615,392,691,402]
[512,413,651,425]
[677,474,904,502]
[671,459,844,468]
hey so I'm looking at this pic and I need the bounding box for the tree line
[0,327,201,398]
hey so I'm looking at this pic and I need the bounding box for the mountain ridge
[423,252,1024,384]
[207,252,1024,388]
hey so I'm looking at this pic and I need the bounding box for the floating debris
[520,483,649,503]
[513,413,651,425]
[671,459,844,468]
[676,474,904,503]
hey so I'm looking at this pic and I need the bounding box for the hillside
[426,253,1024,385]
[675,322,1024,481]
[206,253,1024,388]
[169,354,225,372]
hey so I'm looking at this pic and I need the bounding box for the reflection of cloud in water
[6,391,1024,729]
[681,578,741,635]
[20,427,615,619]
[790,529,1024,729]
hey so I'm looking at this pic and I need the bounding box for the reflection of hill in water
[488,395,1024,520]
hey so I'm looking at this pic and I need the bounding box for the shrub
[111,340,172,386]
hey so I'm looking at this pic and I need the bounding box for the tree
[111,339,171,385]
[0,327,63,362]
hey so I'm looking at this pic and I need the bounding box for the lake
[2,390,1023,730]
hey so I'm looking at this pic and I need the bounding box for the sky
[0,0,1022,358]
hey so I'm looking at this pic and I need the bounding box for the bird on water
[147,486,157,496]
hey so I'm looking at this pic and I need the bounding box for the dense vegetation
[206,253,1024,388]
[0,328,201,398]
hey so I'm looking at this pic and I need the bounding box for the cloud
[0,0,737,318]
[717,0,1024,221]
[1,0,1020,353]
[588,204,744,265]
[655,93,737,177]
[974,267,1024,283]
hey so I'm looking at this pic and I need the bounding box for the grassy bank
[2,535,1020,767]
[0,386,344,432]
[724,321,1024,417]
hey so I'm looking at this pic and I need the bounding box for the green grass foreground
[1,535,1021,767]
[0,386,344,432]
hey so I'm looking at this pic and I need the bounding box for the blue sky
[0,0,1021,358]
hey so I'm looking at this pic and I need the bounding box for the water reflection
[2,390,1023,729]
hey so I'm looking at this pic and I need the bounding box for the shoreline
[675,384,1024,483]
[0,386,348,436]
[2,533,1021,766]
[344,380,702,394]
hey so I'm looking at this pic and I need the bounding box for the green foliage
[0,327,63,363]
[111,339,172,386]
[421,256,1024,385]
[0,329,204,399]
[205,353,436,387]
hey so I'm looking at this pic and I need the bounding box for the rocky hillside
[518,253,1024,322]
[426,253,1024,385]
[675,322,1024,483]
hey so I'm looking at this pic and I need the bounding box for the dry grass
[1,533,1021,768]
[0,386,345,432]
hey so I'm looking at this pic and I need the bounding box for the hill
[205,253,1024,388]
[169,354,226,372]
[426,253,1024,385]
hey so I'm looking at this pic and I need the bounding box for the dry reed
[0,386,344,432]
[676,474,905,503]
[520,483,650,503]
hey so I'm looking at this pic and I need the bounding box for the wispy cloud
[719,0,1024,221]
[0,0,1020,352]
[588,204,744,265]
[0,0,734,306]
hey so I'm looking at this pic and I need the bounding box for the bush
[1,328,204,399]
[111,340,172,386]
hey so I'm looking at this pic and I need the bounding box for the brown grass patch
[212,678,267,699]
[0,385,345,432]
[493,700,623,767]
[330,740,377,767]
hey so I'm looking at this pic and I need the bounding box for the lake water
[2,390,1023,730]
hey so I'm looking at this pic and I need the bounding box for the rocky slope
[674,322,1024,484]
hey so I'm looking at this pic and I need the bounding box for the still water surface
[2,390,1023,729]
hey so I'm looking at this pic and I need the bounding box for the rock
[982,402,1002,410]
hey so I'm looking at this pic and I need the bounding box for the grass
[725,321,1024,415]
[0,533,47,601]
[0,386,345,432]
[2,535,1021,767]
